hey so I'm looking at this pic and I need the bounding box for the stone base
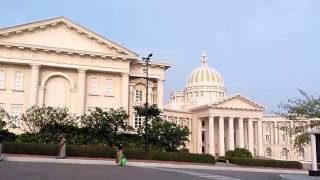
[309,170,320,176]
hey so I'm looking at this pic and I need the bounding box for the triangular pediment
[0,17,138,57]
[210,95,264,111]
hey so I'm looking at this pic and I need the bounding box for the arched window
[282,148,288,159]
[298,148,304,160]
[266,148,272,157]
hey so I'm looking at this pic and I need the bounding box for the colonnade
[198,116,263,156]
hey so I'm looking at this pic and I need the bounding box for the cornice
[0,56,128,73]
[0,41,136,61]
[190,105,263,112]
[131,60,171,70]
[163,108,192,114]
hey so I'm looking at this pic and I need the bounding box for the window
[106,79,112,96]
[11,105,21,121]
[281,134,286,142]
[135,90,143,102]
[265,135,270,142]
[14,71,24,90]
[202,120,205,127]
[202,146,205,154]
[282,148,288,159]
[90,78,98,94]
[0,70,5,89]
[298,148,304,160]
[201,131,205,142]
[266,148,272,157]
[134,115,144,128]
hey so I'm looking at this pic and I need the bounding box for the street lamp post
[142,53,152,152]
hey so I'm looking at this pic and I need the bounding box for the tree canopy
[278,90,320,148]
[80,107,131,146]
[134,104,191,152]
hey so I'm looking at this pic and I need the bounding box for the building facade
[164,53,312,162]
[0,17,312,162]
[0,17,169,131]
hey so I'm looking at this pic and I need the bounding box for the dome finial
[201,51,208,66]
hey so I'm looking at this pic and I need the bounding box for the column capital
[78,68,88,73]
[121,72,130,76]
[30,64,41,69]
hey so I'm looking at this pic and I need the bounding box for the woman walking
[116,144,126,166]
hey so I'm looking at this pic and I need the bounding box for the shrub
[66,145,116,158]
[216,156,227,163]
[229,157,303,169]
[225,148,252,160]
[3,142,215,164]
[3,142,59,156]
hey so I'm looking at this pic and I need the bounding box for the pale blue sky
[1,0,319,112]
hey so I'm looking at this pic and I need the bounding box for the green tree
[0,107,16,142]
[17,105,77,134]
[278,90,320,148]
[0,107,8,130]
[135,105,191,152]
[80,107,131,146]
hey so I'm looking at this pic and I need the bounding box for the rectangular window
[282,134,286,142]
[201,131,205,142]
[14,71,24,90]
[0,70,5,89]
[135,90,143,102]
[134,115,144,128]
[106,79,112,96]
[11,105,21,121]
[90,78,98,94]
[202,120,205,127]
[265,135,270,142]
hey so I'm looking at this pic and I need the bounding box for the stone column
[30,64,40,106]
[191,117,197,153]
[121,73,129,112]
[257,118,263,156]
[311,133,318,171]
[238,117,244,148]
[38,86,45,105]
[290,121,294,145]
[248,118,254,155]
[228,117,235,150]
[198,118,202,153]
[208,116,215,156]
[78,69,87,115]
[157,79,164,110]
[274,121,278,144]
[129,84,135,127]
[219,116,225,156]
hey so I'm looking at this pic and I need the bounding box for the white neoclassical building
[0,17,169,130]
[0,17,313,162]
[164,53,313,162]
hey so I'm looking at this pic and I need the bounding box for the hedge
[229,157,303,169]
[2,142,215,164]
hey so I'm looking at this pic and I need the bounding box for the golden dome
[187,53,224,87]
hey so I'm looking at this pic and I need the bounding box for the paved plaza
[0,161,285,180]
[1,155,308,180]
